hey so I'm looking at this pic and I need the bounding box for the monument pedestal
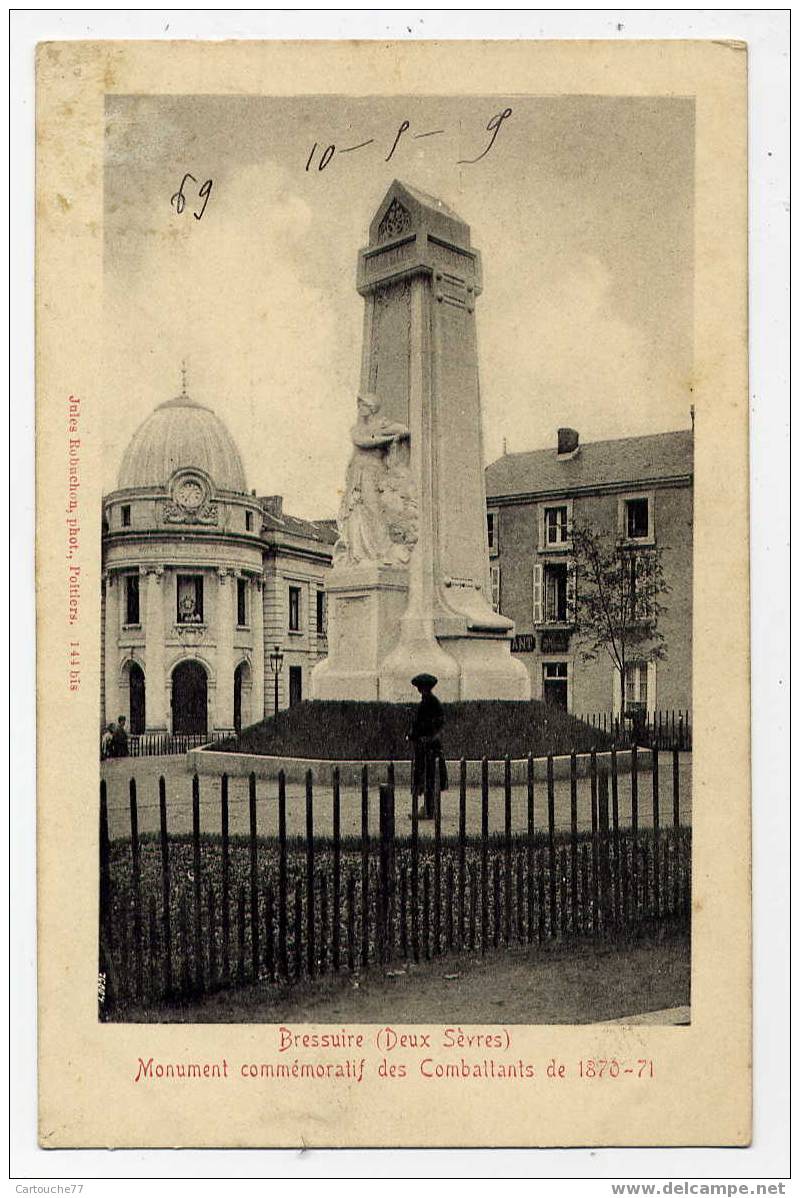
[312,564,409,701]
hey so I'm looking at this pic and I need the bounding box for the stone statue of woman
[334,393,418,567]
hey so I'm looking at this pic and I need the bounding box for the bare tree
[570,523,669,730]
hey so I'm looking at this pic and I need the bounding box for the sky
[103,94,694,519]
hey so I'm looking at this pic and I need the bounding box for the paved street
[102,752,692,843]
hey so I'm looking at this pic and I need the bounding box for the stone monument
[312,180,531,703]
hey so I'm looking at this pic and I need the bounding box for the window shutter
[490,565,501,613]
[633,553,654,620]
[532,563,543,624]
[612,666,622,716]
[565,499,574,544]
[537,506,544,551]
[646,661,657,717]
[566,558,577,623]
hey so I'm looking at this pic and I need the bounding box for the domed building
[101,378,336,739]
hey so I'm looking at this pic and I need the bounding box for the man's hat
[411,673,438,690]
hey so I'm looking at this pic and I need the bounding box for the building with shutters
[484,426,693,717]
[101,380,335,739]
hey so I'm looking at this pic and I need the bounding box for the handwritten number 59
[171,173,213,221]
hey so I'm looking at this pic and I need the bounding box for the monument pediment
[359,179,481,299]
[368,179,471,250]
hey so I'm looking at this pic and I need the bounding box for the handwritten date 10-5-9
[170,173,213,221]
[305,108,513,174]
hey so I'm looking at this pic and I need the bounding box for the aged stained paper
[36,39,749,1148]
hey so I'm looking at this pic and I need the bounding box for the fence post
[631,745,639,912]
[410,765,419,964]
[503,756,512,944]
[332,766,341,972]
[192,774,204,994]
[652,747,661,918]
[526,753,535,944]
[361,766,370,971]
[611,749,620,928]
[99,781,113,1013]
[158,776,173,997]
[672,748,681,917]
[249,772,259,980]
[129,778,143,1002]
[278,771,288,980]
[546,756,557,937]
[306,770,315,979]
[458,759,467,949]
[480,758,489,954]
[221,773,230,984]
[598,768,612,933]
[379,782,396,965]
[569,751,578,934]
[433,763,442,957]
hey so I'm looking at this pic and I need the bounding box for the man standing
[409,673,448,820]
[112,715,129,759]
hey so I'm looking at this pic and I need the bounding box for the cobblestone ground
[102,752,692,842]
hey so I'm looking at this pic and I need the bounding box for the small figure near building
[409,673,448,821]
[111,715,129,759]
[100,723,115,760]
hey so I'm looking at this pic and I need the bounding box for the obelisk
[312,180,530,703]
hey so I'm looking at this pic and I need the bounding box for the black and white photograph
[29,29,758,1155]
[98,92,695,1027]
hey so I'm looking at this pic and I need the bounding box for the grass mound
[218,700,613,761]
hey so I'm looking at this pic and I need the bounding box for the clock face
[175,478,205,509]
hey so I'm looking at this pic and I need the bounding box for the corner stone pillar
[251,576,265,723]
[103,572,119,725]
[215,569,235,733]
[144,567,167,731]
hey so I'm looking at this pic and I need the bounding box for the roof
[260,506,338,547]
[396,180,464,223]
[485,429,693,501]
[118,393,247,493]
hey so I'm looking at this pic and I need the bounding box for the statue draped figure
[334,392,418,568]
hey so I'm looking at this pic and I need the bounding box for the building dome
[117,393,247,493]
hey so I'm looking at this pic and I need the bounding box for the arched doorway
[129,663,146,735]
[171,661,208,736]
[231,661,250,733]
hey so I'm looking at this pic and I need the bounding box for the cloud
[104,162,359,517]
[480,251,689,459]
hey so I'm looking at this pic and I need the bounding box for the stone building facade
[484,428,693,717]
[101,387,334,738]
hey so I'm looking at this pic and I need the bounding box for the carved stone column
[250,575,265,724]
[313,180,530,702]
[144,566,167,731]
[215,568,235,732]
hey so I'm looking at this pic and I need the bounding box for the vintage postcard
[36,38,749,1148]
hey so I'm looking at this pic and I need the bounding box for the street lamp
[269,644,284,716]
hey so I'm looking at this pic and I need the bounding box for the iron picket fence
[99,748,691,1017]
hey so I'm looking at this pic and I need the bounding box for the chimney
[261,495,284,518]
[557,427,579,456]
